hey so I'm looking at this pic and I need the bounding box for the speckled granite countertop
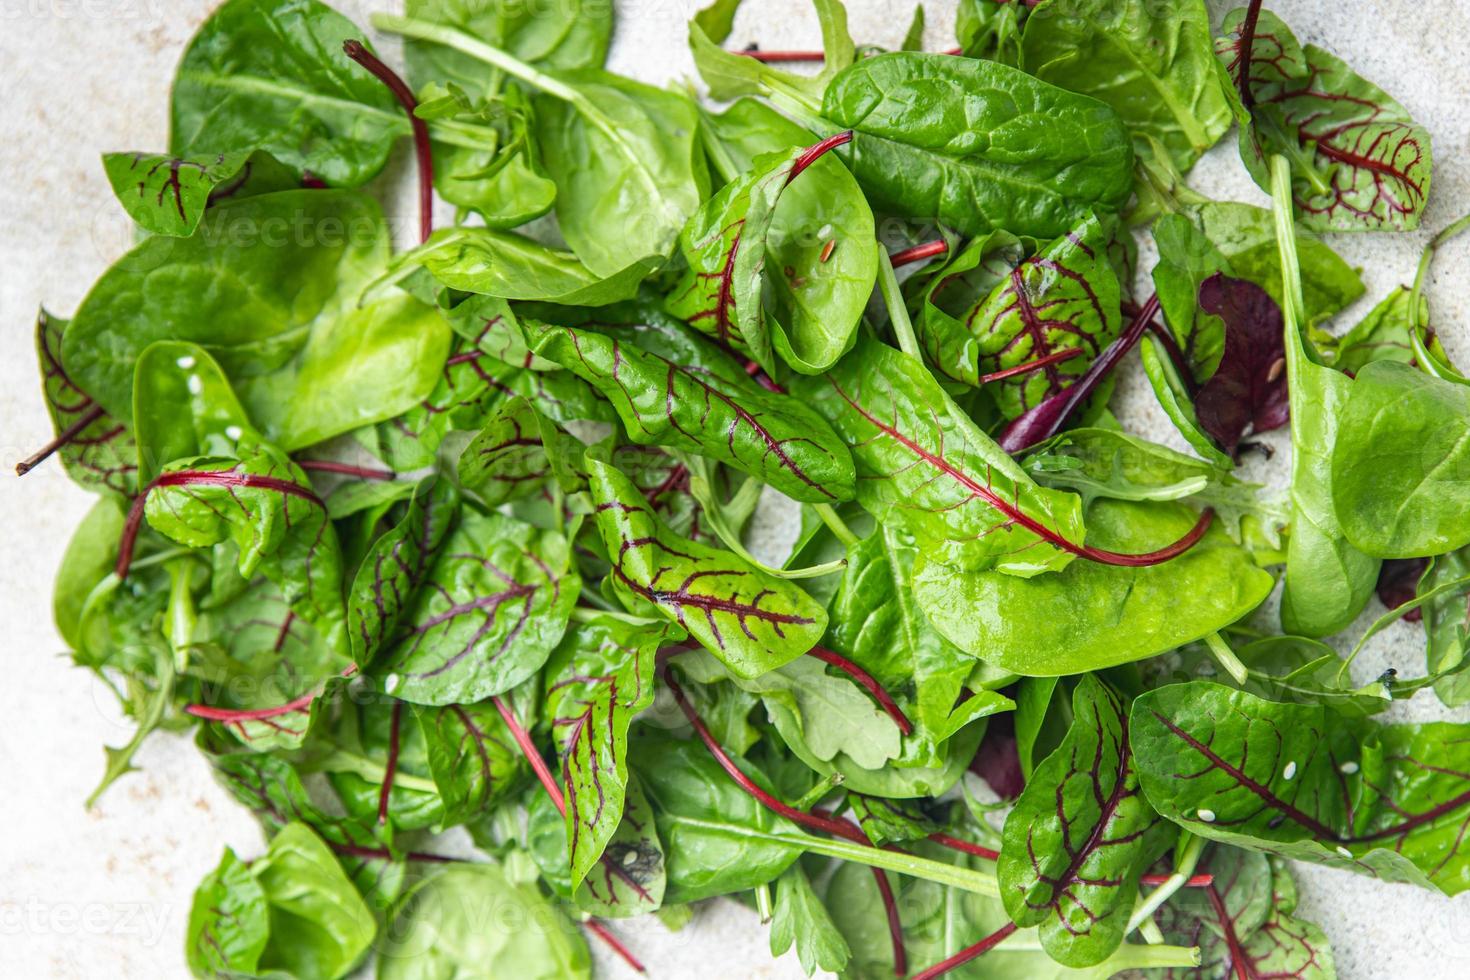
[3,1,1469,976]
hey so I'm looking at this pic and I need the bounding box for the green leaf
[131,341,254,486]
[694,0,744,44]
[955,0,1028,64]
[320,698,446,832]
[457,396,554,505]
[1329,286,1445,375]
[1133,681,1470,896]
[402,0,612,92]
[171,0,403,186]
[545,616,676,888]
[915,499,1273,675]
[999,676,1173,967]
[1331,360,1470,558]
[1218,8,1432,232]
[413,226,658,304]
[818,52,1134,239]
[348,477,460,668]
[532,320,855,503]
[65,190,451,450]
[1021,0,1232,175]
[373,508,577,705]
[415,701,526,824]
[1424,548,1470,707]
[186,848,270,977]
[376,862,591,979]
[770,865,851,976]
[849,795,939,847]
[102,150,294,238]
[31,310,137,497]
[799,334,1085,575]
[588,458,825,679]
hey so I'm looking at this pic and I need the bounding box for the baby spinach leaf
[412,226,658,305]
[402,0,611,94]
[414,701,524,825]
[925,212,1123,418]
[915,228,1027,387]
[915,499,1273,675]
[1331,361,1470,558]
[1152,845,1337,980]
[545,615,675,889]
[588,458,825,679]
[101,149,293,238]
[29,310,136,497]
[130,341,253,486]
[376,862,591,980]
[531,320,856,503]
[1021,0,1232,175]
[65,190,450,451]
[373,508,577,705]
[703,99,877,375]
[818,52,1134,239]
[770,865,851,976]
[1133,681,1470,896]
[347,477,460,668]
[527,771,668,918]
[189,822,376,980]
[1423,549,1470,708]
[800,334,1086,575]
[172,0,402,186]
[1218,7,1432,232]
[999,676,1173,967]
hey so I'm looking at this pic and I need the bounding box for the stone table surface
[3,1,1469,976]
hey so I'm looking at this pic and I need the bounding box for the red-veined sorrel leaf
[1133,681,1470,896]
[457,396,554,505]
[799,333,1086,576]
[25,310,137,496]
[999,676,1174,967]
[187,672,353,754]
[611,445,706,543]
[134,442,347,657]
[100,150,265,238]
[545,615,682,890]
[588,457,825,679]
[1218,7,1431,232]
[531,320,855,503]
[414,701,525,825]
[921,213,1123,419]
[374,508,577,705]
[347,476,459,667]
[446,293,558,372]
[1192,273,1289,456]
[664,132,853,374]
[1151,845,1336,980]
[373,333,517,471]
[849,795,939,848]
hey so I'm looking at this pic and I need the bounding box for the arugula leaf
[588,458,825,679]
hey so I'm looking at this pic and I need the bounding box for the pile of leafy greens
[27,0,1470,977]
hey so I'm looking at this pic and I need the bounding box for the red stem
[492,695,565,814]
[978,347,1084,384]
[584,919,647,974]
[1234,0,1266,109]
[184,665,358,722]
[889,239,949,268]
[744,358,786,394]
[298,459,397,481]
[16,404,105,475]
[116,470,324,581]
[378,701,404,825]
[736,47,825,62]
[330,843,457,864]
[1142,872,1215,888]
[343,40,432,243]
[788,131,853,183]
[1207,884,1253,980]
[807,646,914,735]
[909,921,1018,980]
[873,869,908,976]
[927,834,998,861]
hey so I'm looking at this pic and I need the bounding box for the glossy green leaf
[322,697,446,832]
[1331,360,1470,558]
[31,310,137,497]
[186,848,269,978]
[102,149,294,238]
[1218,8,1432,232]
[915,499,1273,675]
[376,863,591,980]
[1329,286,1446,375]
[1134,681,1470,896]
[545,615,675,888]
[414,226,657,305]
[374,508,577,705]
[1022,0,1232,174]
[956,0,1028,64]
[533,320,855,503]
[800,335,1085,575]
[171,0,402,186]
[770,865,851,976]
[999,676,1173,967]
[457,396,554,506]
[588,458,825,679]
[819,52,1134,239]
[415,701,525,824]
[402,0,612,92]
[1424,549,1470,708]
[65,190,450,451]
[131,341,253,486]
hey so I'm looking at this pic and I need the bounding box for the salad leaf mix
[24,0,1470,977]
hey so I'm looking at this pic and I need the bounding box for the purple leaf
[1194,273,1290,455]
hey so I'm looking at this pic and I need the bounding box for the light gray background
[3,1,1469,976]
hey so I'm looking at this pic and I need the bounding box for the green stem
[789,773,844,811]
[754,881,774,924]
[313,750,441,796]
[1136,917,1166,945]
[1408,210,1470,383]
[876,245,922,359]
[570,607,660,627]
[812,504,861,549]
[1127,833,1204,936]
[794,830,1000,896]
[694,103,742,184]
[1204,632,1249,686]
